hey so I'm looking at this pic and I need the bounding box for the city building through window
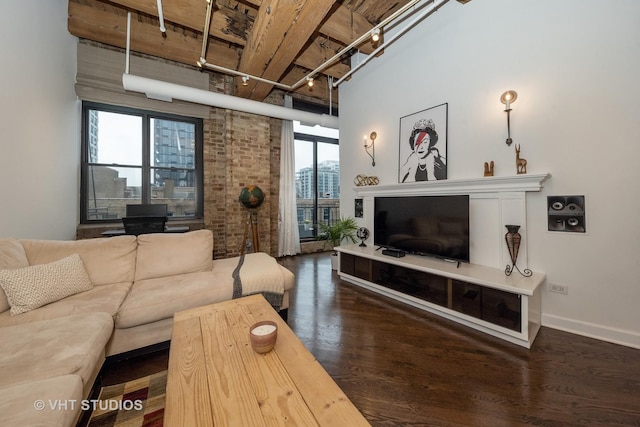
[294,121,340,240]
[81,102,203,223]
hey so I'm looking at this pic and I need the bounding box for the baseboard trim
[542,314,640,349]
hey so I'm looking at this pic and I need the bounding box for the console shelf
[336,244,545,348]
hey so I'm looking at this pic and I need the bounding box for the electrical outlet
[549,283,569,295]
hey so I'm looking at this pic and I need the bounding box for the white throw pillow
[0,254,94,315]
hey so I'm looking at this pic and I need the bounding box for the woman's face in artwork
[413,131,430,158]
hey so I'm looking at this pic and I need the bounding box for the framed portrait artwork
[398,103,448,183]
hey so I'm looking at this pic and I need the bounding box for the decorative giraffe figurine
[515,144,527,174]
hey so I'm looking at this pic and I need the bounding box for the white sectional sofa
[0,229,294,426]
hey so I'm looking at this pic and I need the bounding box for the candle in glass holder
[249,321,278,353]
[251,324,276,336]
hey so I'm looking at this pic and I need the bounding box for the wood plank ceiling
[68,0,421,107]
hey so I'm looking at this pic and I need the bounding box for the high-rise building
[152,119,196,188]
[87,110,99,163]
[296,160,340,199]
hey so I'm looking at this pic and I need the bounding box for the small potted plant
[318,217,359,270]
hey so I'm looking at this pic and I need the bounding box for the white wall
[339,0,640,348]
[0,0,79,239]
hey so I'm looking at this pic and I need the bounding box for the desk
[165,295,370,426]
[100,225,190,237]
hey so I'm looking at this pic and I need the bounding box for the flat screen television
[374,195,470,263]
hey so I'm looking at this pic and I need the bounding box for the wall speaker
[547,195,586,232]
[354,198,363,218]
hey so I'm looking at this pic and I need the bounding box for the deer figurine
[515,144,527,174]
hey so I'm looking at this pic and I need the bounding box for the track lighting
[307,77,314,87]
[242,76,249,86]
[371,28,381,42]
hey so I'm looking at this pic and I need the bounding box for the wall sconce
[364,131,376,166]
[500,90,517,146]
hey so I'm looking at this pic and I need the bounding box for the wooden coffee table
[164,294,370,426]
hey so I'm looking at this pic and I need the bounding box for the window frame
[80,101,204,224]
[294,131,339,241]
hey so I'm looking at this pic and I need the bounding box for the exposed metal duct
[123,12,338,128]
[122,74,339,128]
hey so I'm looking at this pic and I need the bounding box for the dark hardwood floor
[101,252,640,426]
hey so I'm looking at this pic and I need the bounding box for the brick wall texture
[203,74,282,259]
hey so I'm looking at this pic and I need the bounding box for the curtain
[278,95,301,256]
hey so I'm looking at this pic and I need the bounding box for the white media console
[345,174,551,347]
[337,244,545,348]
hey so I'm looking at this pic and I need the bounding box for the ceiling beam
[295,38,350,79]
[237,0,336,100]
[106,0,251,47]
[319,4,377,55]
[68,1,239,70]
[67,0,397,104]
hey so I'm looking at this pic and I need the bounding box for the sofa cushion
[116,270,233,328]
[0,312,113,388]
[0,375,84,427]
[0,282,131,328]
[20,235,137,286]
[0,238,30,313]
[134,230,213,281]
[0,254,94,315]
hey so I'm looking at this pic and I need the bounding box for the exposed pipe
[333,0,450,87]
[289,0,424,91]
[195,0,430,93]
[199,59,291,91]
[125,12,131,74]
[199,0,214,61]
[157,0,167,37]
[197,0,289,91]
[122,74,339,128]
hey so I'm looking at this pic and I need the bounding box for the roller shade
[75,43,210,119]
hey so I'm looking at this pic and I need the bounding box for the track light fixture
[371,28,381,42]
[306,77,314,87]
[242,76,249,86]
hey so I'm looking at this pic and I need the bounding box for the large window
[81,102,203,223]
[294,121,339,240]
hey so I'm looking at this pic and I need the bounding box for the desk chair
[122,216,167,236]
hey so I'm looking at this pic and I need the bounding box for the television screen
[374,195,470,263]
